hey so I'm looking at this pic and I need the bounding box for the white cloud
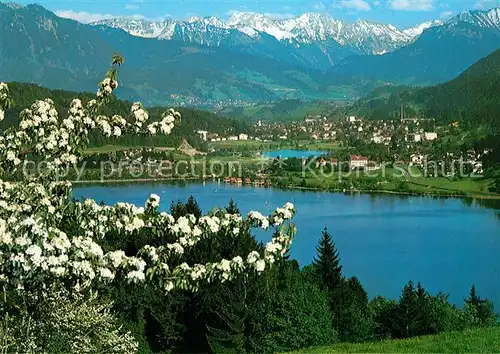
[439,10,454,19]
[340,0,372,11]
[125,4,139,10]
[388,0,434,11]
[55,10,145,24]
[474,0,500,9]
[373,1,382,6]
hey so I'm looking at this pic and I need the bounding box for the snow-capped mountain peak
[227,11,293,40]
[403,20,443,37]
[450,7,500,29]
[92,18,173,38]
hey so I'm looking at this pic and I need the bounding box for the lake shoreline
[72,177,500,200]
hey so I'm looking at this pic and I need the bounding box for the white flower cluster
[146,193,160,209]
[0,178,297,292]
[247,211,270,230]
[270,202,295,226]
[97,77,118,99]
[0,57,297,296]
[131,102,149,131]
[146,109,179,135]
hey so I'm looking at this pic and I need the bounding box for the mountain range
[330,8,500,85]
[0,2,499,107]
[92,12,443,58]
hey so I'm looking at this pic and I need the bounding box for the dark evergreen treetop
[225,199,240,214]
[313,227,343,291]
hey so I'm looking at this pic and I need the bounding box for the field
[208,140,344,151]
[291,327,500,353]
[84,145,146,155]
[284,166,496,197]
[208,140,282,150]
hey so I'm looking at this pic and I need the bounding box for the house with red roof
[350,155,369,169]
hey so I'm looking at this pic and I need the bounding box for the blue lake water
[73,182,500,309]
[263,149,327,159]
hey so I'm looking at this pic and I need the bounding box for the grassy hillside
[348,49,500,131]
[219,100,349,121]
[1,82,249,149]
[292,326,500,353]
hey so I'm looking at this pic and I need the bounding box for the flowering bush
[0,55,296,295]
[0,291,138,353]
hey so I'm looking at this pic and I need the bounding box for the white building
[238,133,249,141]
[424,132,438,141]
[228,136,238,141]
[350,155,369,169]
[196,130,208,141]
[410,154,424,166]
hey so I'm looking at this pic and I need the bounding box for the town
[196,112,489,179]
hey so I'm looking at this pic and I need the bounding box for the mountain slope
[348,49,500,130]
[0,3,371,106]
[330,8,500,85]
[0,82,250,144]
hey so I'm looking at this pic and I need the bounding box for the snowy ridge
[449,8,500,30]
[402,20,443,38]
[90,9,500,55]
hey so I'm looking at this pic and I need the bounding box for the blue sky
[11,0,500,28]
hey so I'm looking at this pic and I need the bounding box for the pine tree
[185,195,202,218]
[389,281,422,339]
[169,200,186,219]
[225,198,240,214]
[313,227,343,291]
[169,196,202,219]
[465,285,497,327]
[334,277,373,342]
[465,285,485,307]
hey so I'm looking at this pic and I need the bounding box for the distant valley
[1,3,499,108]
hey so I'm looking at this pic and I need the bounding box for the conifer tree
[465,285,497,327]
[313,227,343,291]
[390,281,422,338]
[465,285,484,307]
[335,277,373,342]
[169,195,202,219]
[225,198,240,214]
[185,195,202,218]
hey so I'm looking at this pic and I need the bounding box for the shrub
[0,291,138,353]
[263,266,338,352]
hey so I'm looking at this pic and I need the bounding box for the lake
[263,149,327,159]
[73,182,500,309]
